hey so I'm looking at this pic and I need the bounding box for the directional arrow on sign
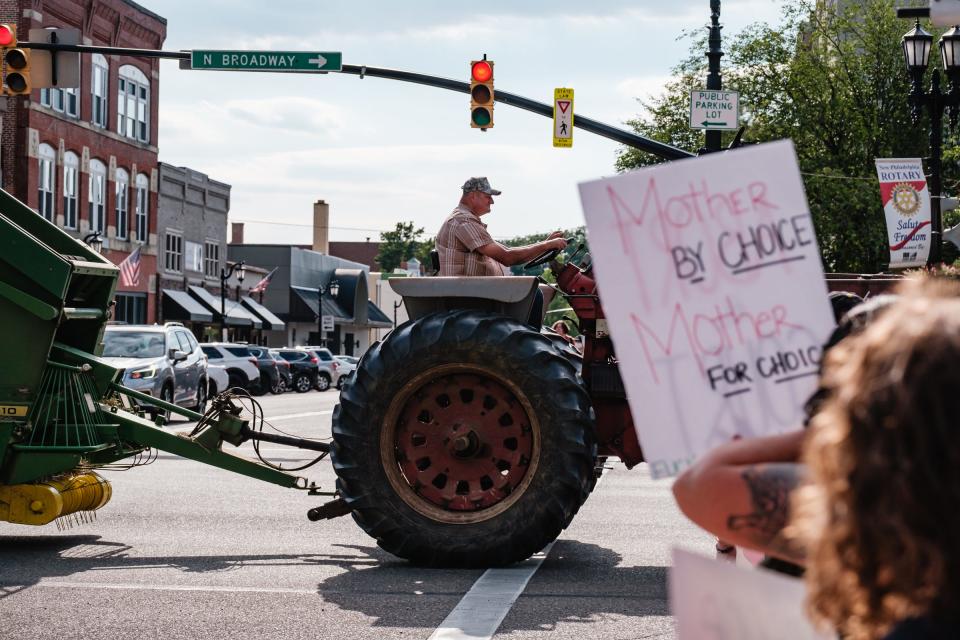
[308,54,328,69]
[701,120,728,127]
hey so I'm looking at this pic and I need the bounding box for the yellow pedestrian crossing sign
[553,88,574,148]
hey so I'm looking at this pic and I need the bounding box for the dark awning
[241,296,285,331]
[290,286,350,321]
[187,285,262,328]
[162,289,214,323]
[367,300,393,328]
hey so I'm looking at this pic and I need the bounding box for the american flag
[250,267,277,294]
[118,247,142,287]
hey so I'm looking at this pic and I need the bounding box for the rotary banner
[875,158,931,268]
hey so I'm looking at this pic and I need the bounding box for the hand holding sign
[578,141,834,478]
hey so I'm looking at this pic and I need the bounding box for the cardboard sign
[578,141,835,478]
[875,158,931,268]
[671,548,830,639]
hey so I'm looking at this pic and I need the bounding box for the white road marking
[22,581,317,595]
[428,546,553,640]
[428,463,614,640]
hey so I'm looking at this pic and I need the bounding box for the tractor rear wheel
[332,310,596,568]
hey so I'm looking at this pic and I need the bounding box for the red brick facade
[1,0,165,322]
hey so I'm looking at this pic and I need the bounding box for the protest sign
[875,158,931,268]
[671,548,830,640]
[578,140,834,478]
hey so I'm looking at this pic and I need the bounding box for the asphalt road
[0,389,714,640]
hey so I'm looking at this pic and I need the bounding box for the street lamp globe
[82,231,104,254]
[328,280,340,297]
[902,20,933,72]
[940,26,960,72]
[236,263,246,283]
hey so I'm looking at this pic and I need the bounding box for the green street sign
[190,50,343,72]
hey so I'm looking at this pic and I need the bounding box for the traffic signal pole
[19,41,695,161]
[337,64,694,160]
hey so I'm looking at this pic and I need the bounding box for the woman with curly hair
[793,277,960,639]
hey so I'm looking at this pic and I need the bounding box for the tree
[414,236,437,269]
[617,0,955,272]
[377,222,425,272]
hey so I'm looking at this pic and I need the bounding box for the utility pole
[703,0,723,153]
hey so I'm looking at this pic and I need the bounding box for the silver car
[101,322,208,417]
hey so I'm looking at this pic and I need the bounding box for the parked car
[246,346,281,395]
[199,342,261,392]
[267,350,292,393]
[272,349,319,393]
[101,322,208,419]
[297,346,341,391]
[333,355,358,389]
[207,363,229,397]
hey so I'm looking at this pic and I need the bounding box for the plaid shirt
[436,206,509,276]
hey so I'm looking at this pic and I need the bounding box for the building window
[165,231,183,273]
[37,144,56,221]
[88,159,106,233]
[115,168,129,240]
[118,65,149,143]
[40,87,79,118]
[91,53,108,128]
[185,240,203,272]
[63,151,79,229]
[204,241,220,277]
[135,173,149,243]
[114,293,147,323]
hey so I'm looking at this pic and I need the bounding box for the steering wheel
[523,237,575,270]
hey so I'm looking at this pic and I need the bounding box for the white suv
[199,343,262,392]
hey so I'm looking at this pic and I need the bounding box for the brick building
[0,0,166,323]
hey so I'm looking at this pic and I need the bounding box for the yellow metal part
[0,472,112,525]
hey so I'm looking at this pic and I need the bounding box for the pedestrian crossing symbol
[553,88,574,148]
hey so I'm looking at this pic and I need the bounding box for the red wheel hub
[394,372,534,512]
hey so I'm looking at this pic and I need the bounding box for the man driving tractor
[436,177,567,277]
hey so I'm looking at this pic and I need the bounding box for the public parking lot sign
[321,315,335,332]
[689,89,739,130]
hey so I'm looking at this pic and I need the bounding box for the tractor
[330,243,633,567]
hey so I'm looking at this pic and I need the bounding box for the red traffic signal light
[0,24,15,47]
[471,61,492,83]
[470,58,494,129]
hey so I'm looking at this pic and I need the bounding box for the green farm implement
[0,188,330,528]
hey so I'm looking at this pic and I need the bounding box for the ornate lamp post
[901,20,960,265]
[317,279,340,347]
[82,231,104,254]
[219,261,245,341]
[703,0,724,153]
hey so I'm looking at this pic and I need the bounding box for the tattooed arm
[672,431,807,563]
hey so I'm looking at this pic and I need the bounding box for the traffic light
[470,58,494,129]
[0,24,31,96]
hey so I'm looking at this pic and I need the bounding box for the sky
[152,1,787,244]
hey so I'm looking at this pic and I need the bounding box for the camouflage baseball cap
[461,176,502,195]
